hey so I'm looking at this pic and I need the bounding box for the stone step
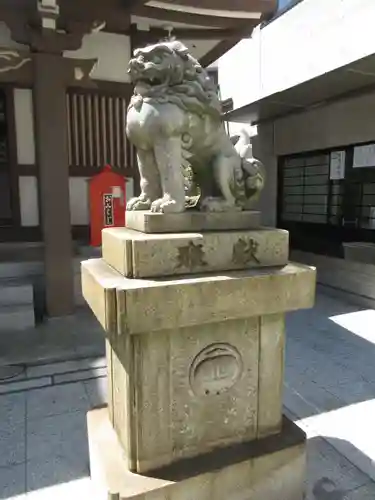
[77,245,102,259]
[74,248,102,307]
[0,242,91,280]
[0,242,44,262]
[0,241,80,262]
[0,261,43,280]
[0,283,34,307]
[0,305,35,332]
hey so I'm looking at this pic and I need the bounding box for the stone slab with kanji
[102,227,289,279]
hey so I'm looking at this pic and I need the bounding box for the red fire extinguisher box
[89,165,126,247]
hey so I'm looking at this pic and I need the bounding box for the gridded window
[280,146,375,232]
[281,154,332,224]
[354,181,375,230]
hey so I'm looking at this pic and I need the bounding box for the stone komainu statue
[126,40,265,213]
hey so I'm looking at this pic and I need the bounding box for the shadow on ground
[0,374,108,499]
[306,436,375,500]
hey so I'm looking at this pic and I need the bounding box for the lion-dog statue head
[127,40,221,120]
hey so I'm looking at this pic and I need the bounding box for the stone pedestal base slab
[87,406,306,500]
[102,227,289,278]
[125,210,261,234]
[81,259,316,336]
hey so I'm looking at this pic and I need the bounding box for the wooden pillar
[33,53,74,316]
[1,3,98,317]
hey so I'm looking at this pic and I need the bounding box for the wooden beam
[133,5,248,28]
[59,0,131,34]
[131,25,252,47]
[0,5,32,45]
[199,39,239,68]
[124,0,150,9]
[33,52,75,316]
[145,0,277,15]
[0,47,33,84]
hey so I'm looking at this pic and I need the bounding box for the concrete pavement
[1,291,375,499]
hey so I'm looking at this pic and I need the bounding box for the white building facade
[218,0,375,304]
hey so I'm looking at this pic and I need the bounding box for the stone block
[0,284,33,307]
[102,227,289,278]
[125,210,261,234]
[81,259,316,336]
[0,261,43,280]
[258,314,285,438]
[0,305,35,331]
[80,259,122,333]
[87,407,306,500]
[109,317,260,472]
[344,242,375,264]
[107,312,288,473]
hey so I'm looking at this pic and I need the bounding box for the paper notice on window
[329,151,345,180]
[353,144,375,168]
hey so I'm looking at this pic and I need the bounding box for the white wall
[69,177,90,225]
[64,32,131,83]
[226,121,257,138]
[19,177,39,227]
[219,0,375,108]
[13,87,39,228]
[13,89,36,165]
[218,34,261,109]
[273,88,375,156]
[251,124,277,227]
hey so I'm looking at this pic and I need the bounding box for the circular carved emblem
[189,343,243,397]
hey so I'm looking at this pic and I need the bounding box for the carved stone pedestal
[81,211,316,499]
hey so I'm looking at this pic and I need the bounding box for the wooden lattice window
[66,88,135,171]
